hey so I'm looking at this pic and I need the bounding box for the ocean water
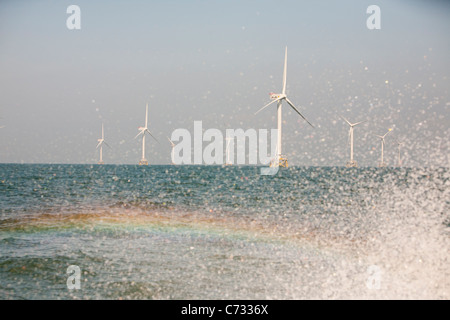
[0,164,448,299]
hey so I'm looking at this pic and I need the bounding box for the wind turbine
[255,46,314,168]
[96,123,110,165]
[135,103,158,165]
[375,129,392,167]
[167,136,176,165]
[395,139,404,167]
[341,116,366,167]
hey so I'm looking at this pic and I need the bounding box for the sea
[0,164,448,299]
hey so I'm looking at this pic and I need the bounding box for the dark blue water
[0,164,448,299]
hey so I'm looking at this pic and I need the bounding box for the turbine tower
[135,103,158,165]
[375,129,392,167]
[395,139,404,167]
[255,47,313,168]
[167,136,176,165]
[341,116,366,168]
[96,123,110,165]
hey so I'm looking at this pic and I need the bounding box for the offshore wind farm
[0,1,449,302]
[94,47,400,168]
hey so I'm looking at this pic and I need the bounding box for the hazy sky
[0,0,449,166]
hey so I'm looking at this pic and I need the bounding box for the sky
[0,0,449,166]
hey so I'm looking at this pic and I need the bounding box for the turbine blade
[254,98,281,115]
[383,129,392,138]
[134,130,144,139]
[96,141,102,149]
[340,116,352,127]
[145,129,159,143]
[352,120,367,127]
[104,141,112,149]
[282,47,287,94]
[167,136,175,147]
[285,97,314,128]
[145,103,148,128]
[102,123,104,139]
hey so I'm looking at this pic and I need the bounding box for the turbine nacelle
[375,128,393,142]
[269,93,285,100]
[375,135,386,145]
[341,116,367,128]
[96,138,104,148]
[96,140,110,149]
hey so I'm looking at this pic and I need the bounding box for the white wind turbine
[375,129,392,167]
[166,136,175,165]
[395,139,404,167]
[96,123,110,165]
[341,116,366,167]
[255,47,313,167]
[135,103,158,165]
